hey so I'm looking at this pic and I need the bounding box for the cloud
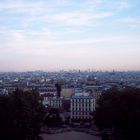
[121,17,140,27]
[116,1,132,9]
[45,11,113,27]
[0,0,139,71]
[0,1,43,12]
[0,0,113,28]
[1,27,140,55]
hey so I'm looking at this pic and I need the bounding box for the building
[48,97,63,109]
[74,88,83,96]
[70,96,95,123]
[61,88,74,97]
[0,88,8,95]
[84,85,102,98]
[39,87,56,95]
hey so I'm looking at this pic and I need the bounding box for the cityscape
[0,70,140,139]
[0,0,140,140]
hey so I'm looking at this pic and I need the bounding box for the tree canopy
[0,89,45,140]
[44,107,62,127]
[94,87,140,140]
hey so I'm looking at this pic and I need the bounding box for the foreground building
[70,96,95,123]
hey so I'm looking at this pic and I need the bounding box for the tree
[94,87,140,140]
[44,107,62,127]
[0,94,13,139]
[0,89,45,140]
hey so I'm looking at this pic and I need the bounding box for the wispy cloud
[0,0,139,71]
[45,11,112,26]
[1,26,140,54]
[121,17,140,27]
[116,1,132,9]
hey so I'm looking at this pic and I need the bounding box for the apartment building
[70,96,95,122]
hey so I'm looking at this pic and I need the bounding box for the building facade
[70,96,95,122]
[61,88,74,97]
[48,97,63,109]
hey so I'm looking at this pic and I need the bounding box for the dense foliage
[0,89,45,140]
[94,87,140,140]
[44,108,62,127]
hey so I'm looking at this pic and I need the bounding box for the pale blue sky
[0,0,140,71]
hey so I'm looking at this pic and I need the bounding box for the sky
[0,0,140,72]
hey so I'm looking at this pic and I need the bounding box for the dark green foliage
[62,99,70,111]
[0,89,45,140]
[44,108,62,127]
[94,87,140,140]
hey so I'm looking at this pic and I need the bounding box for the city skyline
[0,0,140,72]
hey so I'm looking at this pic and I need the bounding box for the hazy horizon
[0,0,140,71]
[1,67,140,72]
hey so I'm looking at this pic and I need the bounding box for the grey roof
[71,95,94,99]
